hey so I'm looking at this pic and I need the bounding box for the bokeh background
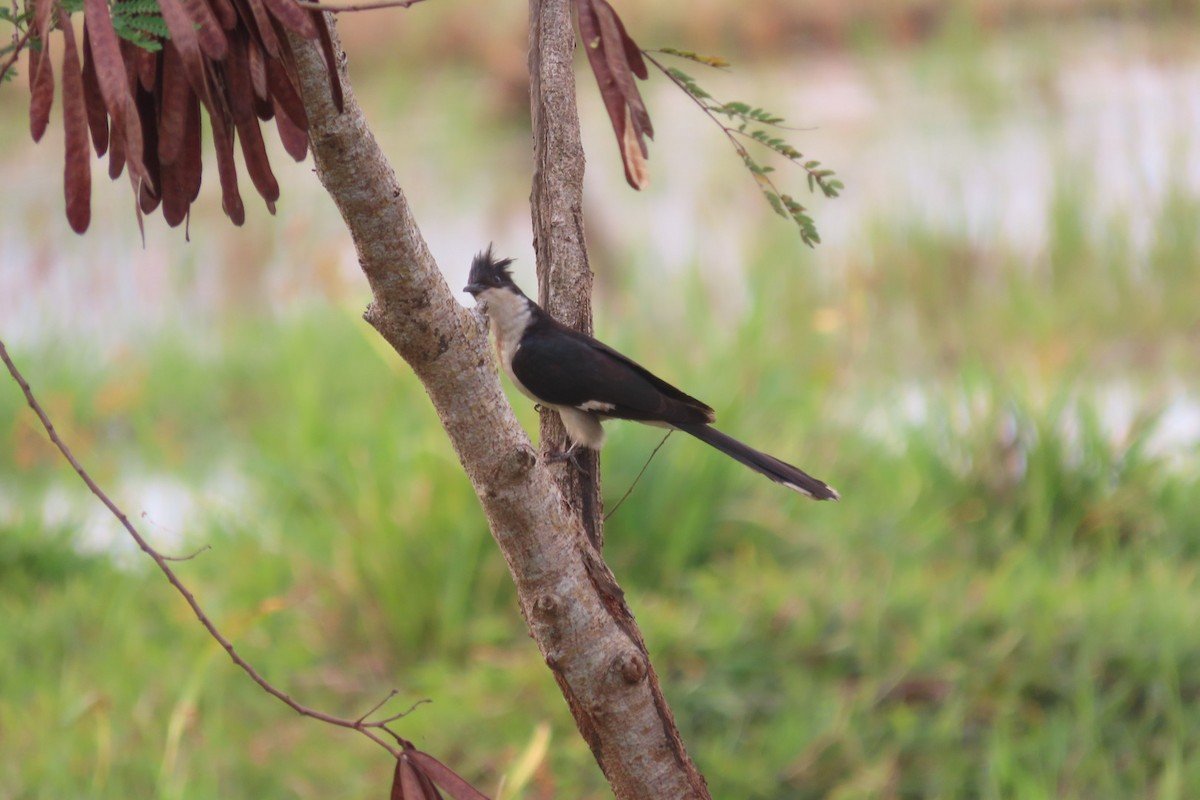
[3,2,1200,798]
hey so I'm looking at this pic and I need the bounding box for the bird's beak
[464,282,485,296]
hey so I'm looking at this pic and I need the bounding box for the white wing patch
[578,400,616,413]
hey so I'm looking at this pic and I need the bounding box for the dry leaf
[409,751,491,800]
[59,4,92,232]
[26,0,340,231]
[83,0,149,189]
[179,0,230,60]
[210,112,245,224]
[209,0,240,30]
[29,0,55,143]
[262,0,318,39]
[576,0,653,189]
[80,27,110,156]
[272,96,309,160]
[236,116,280,208]
[158,43,191,164]
[159,0,217,107]
[312,10,344,112]
[239,0,282,58]
[265,51,309,129]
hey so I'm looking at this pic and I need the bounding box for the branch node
[533,593,562,617]
[356,688,401,725]
[613,651,648,685]
[373,698,432,726]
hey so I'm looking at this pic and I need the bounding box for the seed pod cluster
[26,0,343,233]
[575,0,652,190]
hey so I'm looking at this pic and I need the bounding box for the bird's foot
[544,447,591,477]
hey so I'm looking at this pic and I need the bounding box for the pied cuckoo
[464,247,839,501]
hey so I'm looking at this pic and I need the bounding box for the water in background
[2,22,1198,345]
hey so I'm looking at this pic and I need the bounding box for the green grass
[4,19,1200,800]
[3,173,1199,798]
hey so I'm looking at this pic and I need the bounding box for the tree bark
[528,0,604,551]
[290,18,710,800]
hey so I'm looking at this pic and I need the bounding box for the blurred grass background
[2,1,1200,798]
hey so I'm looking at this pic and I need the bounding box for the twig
[160,543,212,561]
[356,688,401,724]
[0,25,33,85]
[294,0,428,12]
[729,119,817,136]
[604,431,672,521]
[641,50,816,191]
[0,337,407,759]
[374,697,432,725]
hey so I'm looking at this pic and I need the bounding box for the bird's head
[464,246,519,297]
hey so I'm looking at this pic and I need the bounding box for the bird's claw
[544,447,591,476]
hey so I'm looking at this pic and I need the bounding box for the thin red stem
[0,338,402,758]
[293,0,428,12]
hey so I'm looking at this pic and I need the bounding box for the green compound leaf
[646,47,843,248]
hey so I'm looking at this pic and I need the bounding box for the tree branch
[528,3,709,795]
[528,0,604,551]
[293,0,429,13]
[289,14,710,799]
[0,338,407,758]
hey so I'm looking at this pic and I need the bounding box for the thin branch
[604,431,672,522]
[0,337,407,759]
[160,544,213,561]
[0,24,33,84]
[356,688,401,724]
[293,0,428,12]
[728,119,818,136]
[374,697,433,726]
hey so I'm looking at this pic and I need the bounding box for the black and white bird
[464,247,839,501]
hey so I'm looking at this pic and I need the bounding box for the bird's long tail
[674,423,839,501]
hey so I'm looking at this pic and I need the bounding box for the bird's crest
[468,245,517,290]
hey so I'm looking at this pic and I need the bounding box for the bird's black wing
[512,316,715,425]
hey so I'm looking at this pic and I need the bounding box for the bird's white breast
[478,287,536,401]
[476,287,606,450]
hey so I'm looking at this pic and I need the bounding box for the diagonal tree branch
[288,13,710,798]
[0,338,404,758]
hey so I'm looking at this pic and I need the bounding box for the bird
[463,246,839,501]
